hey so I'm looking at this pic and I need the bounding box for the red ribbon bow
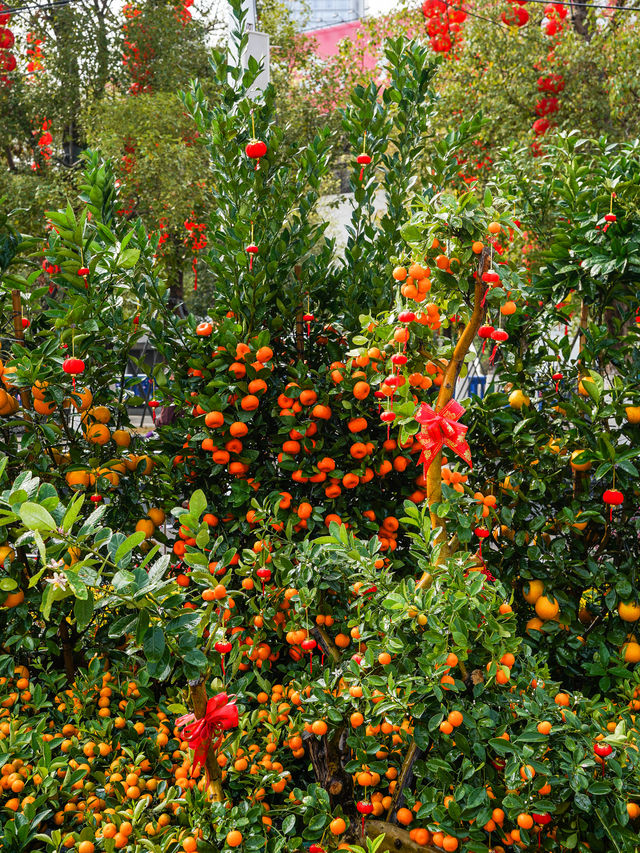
[415,400,473,478]
[176,692,238,775]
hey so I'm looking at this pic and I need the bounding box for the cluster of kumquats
[0,659,203,852]
[146,325,451,558]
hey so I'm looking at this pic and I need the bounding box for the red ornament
[21,317,30,329]
[533,812,552,826]
[245,243,258,271]
[148,399,160,422]
[245,139,267,170]
[357,800,373,833]
[489,328,509,364]
[214,640,232,677]
[175,693,239,778]
[593,740,613,777]
[552,371,563,392]
[415,399,472,479]
[90,494,102,503]
[256,566,271,594]
[62,356,85,390]
[357,152,372,182]
[303,312,314,335]
[603,488,623,521]
[478,323,494,355]
[398,309,416,323]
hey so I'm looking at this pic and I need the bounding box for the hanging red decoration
[256,566,271,594]
[175,692,239,778]
[246,139,267,170]
[246,221,258,271]
[355,132,372,181]
[602,488,623,521]
[303,312,314,335]
[415,399,472,479]
[357,800,373,835]
[301,637,316,673]
[489,328,509,364]
[214,640,232,678]
[478,323,494,355]
[246,111,267,170]
[63,356,86,391]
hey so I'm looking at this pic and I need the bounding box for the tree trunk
[569,0,590,39]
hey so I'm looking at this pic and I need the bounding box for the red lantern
[489,328,509,364]
[245,242,258,271]
[256,566,271,594]
[356,152,371,182]
[478,323,494,355]
[245,139,267,170]
[552,371,563,393]
[214,641,232,677]
[602,488,623,521]
[357,800,373,833]
[63,356,86,390]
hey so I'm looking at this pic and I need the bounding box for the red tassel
[309,653,313,675]
[489,344,499,364]
[249,255,253,271]
[359,167,364,181]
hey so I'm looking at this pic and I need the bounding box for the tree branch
[190,680,224,802]
[416,248,490,587]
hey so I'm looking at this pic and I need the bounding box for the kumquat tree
[1,3,640,853]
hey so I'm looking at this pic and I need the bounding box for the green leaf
[144,626,166,662]
[64,570,88,600]
[282,814,296,835]
[74,591,94,631]
[118,248,140,268]
[114,531,146,563]
[62,494,85,533]
[381,594,405,611]
[189,489,207,520]
[19,501,56,531]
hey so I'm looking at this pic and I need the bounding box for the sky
[365,0,404,15]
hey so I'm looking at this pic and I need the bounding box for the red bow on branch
[176,692,238,775]
[415,400,473,479]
